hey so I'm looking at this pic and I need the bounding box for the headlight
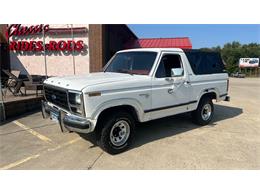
[75,93,81,105]
[69,92,82,105]
[68,91,84,115]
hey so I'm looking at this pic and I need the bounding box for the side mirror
[171,68,184,77]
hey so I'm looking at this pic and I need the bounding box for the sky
[128,24,260,49]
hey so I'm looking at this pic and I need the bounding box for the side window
[184,51,225,75]
[155,54,183,78]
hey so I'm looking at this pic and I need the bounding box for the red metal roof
[138,37,192,49]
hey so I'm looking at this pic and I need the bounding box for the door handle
[168,88,174,94]
[168,84,176,94]
[168,82,182,94]
[168,79,187,94]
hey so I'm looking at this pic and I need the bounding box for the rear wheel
[99,111,135,154]
[192,97,214,125]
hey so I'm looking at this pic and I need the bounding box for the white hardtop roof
[117,48,184,53]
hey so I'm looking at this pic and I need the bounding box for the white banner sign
[239,58,259,68]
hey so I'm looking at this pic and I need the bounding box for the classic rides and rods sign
[6,24,84,52]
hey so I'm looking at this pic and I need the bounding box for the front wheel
[99,112,135,154]
[192,97,214,125]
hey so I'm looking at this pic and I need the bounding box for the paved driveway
[0,78,259,169]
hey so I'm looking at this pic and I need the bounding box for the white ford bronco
[42,48,230,154]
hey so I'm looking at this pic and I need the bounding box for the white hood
[44,72,144,91]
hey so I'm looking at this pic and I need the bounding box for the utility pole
[43,26,47,79]
[0,63,6,123]
[71,24,76,75]
[0,25,7,122]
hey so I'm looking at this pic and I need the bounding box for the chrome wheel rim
[110,120,130,147]
[201,104,212,121]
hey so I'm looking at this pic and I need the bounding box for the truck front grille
[44,85,69,110]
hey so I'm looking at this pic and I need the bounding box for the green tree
[200,41,260,74]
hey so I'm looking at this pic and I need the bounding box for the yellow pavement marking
[0,154,40,170]
[47,137,81,152]
[13,120,53,144]
[0,137,81,170]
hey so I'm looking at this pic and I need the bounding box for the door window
[155,54,183,78]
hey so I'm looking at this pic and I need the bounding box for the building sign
[7,24,84,52]
[239,58,259,68]
[6,24,49,37]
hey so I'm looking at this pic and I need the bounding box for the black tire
[192,97,214,125]
[99,111,135,154]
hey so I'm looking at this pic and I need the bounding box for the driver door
[149,52,192,120]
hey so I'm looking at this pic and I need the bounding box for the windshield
[104,51,157,75]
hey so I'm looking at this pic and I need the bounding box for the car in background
[249,59,259,64]
[231,72,246,78]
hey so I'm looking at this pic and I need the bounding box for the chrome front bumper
[41,101,94,134]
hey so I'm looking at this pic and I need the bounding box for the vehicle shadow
[132,104,243,149]
[78,104,243,152]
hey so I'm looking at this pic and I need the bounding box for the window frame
[153,52,184,78]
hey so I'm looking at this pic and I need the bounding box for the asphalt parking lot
[0,78,259,169]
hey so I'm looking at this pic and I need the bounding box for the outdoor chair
[2,69,25,96]
[23,74,43,96]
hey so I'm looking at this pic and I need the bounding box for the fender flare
[196,88,220,107]
[91,98,145,122]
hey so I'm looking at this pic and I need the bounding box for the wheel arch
[92,98,144,123]
[200,91,217,101]
[195,89,219,109]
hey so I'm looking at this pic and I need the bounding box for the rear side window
[184,50,225,75]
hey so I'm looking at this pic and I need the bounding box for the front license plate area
[50,111,59,122]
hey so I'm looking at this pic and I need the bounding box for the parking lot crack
[87,151,104,170]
